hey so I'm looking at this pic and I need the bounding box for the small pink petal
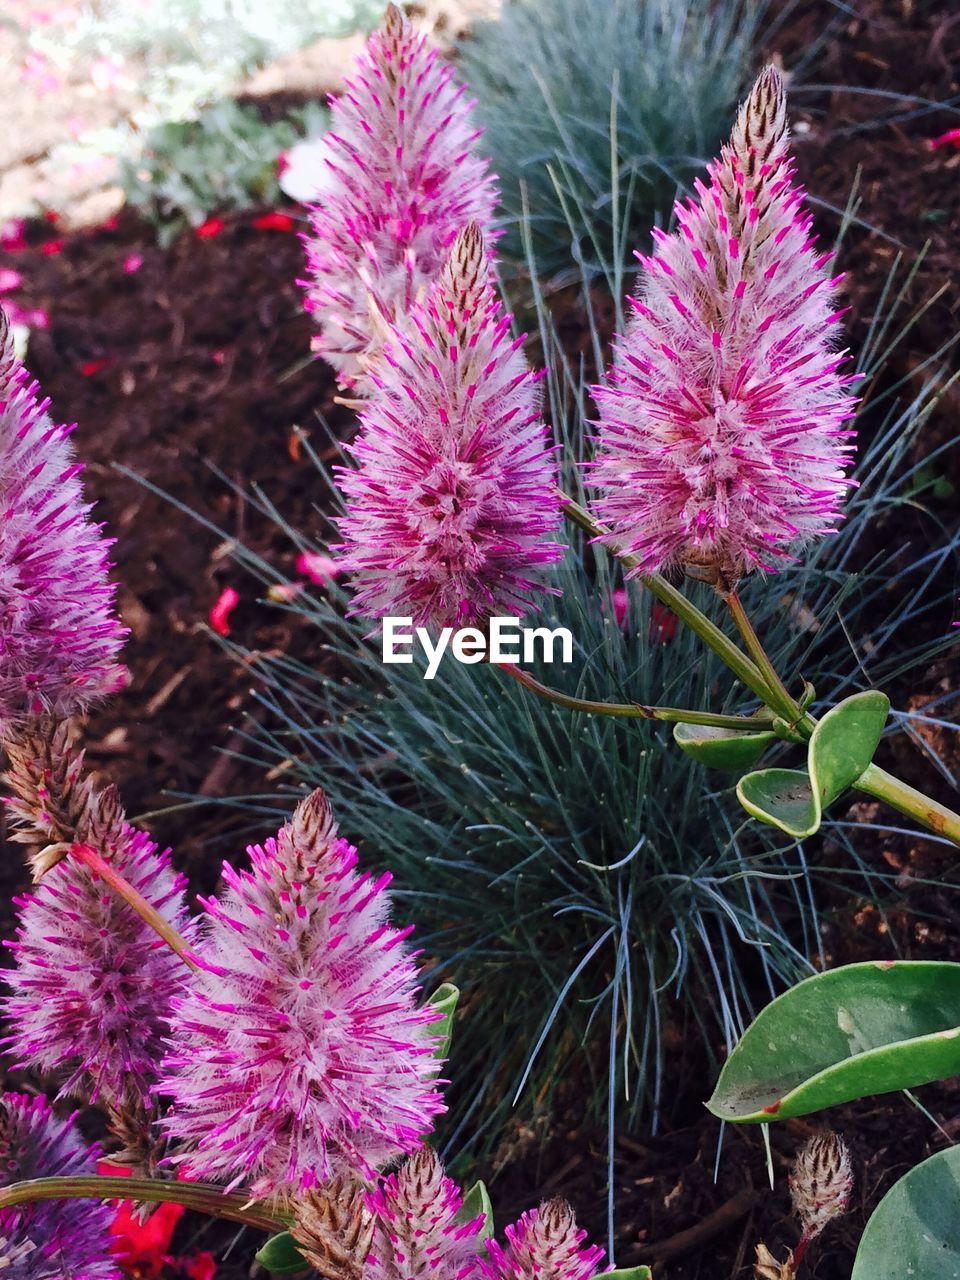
[209,587,240,636]
[612,588,629,628]
[929,128,960,151]
[0,267,22,292]
[123,253,144,274]
[296,552,339,585]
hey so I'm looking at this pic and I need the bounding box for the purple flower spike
[0,1091,119,1279]
[2,789,201,1110]
[302,3,498,392]
[160,789,444,1204]
[0,306,127,732]
[367,1145,485,1280]
[479,1199,604,1280]
[337,222,564,629]
[590,66,857,583]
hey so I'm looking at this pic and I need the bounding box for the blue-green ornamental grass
[459,0,765,275]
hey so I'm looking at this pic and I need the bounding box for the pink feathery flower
[590,66,857,582]
[479,1199,603,1280]
[159,789,444,1203]
[366,1145,485,1280]
[0,1092,119,1279]
[2,802,201,1109]
[0,306,127,731]
[337,223,564,629]
[301,3,498,393]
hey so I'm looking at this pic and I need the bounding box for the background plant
[121,100,327,245]
[458,0,767,276]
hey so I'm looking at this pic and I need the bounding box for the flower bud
[789,1131,853,1240]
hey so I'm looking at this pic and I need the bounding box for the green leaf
[673,721,775,771]
[707,960,960,1123]
[808,690,889,808]
[852,1146,960,1278]
[458,1179,494,1240]
[736,768,820,838]
[590,1269,652,1280]
[254,1232,309,1275]
[426,982,460,1060]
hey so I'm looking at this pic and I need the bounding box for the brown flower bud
[789,1131,854,1241]
[291,1177,375,1280]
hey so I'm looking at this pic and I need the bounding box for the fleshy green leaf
[458,1179,494,1240]
[673,721,775,771]
[589,1269,652,1280]
[808,690,889,808]
[707,960,960,1123]
[426,982,460,1060]
[852,1147,960,1278]
[254,1232,309,1275]
[736,768,820,838]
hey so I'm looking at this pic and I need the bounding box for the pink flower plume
[337,223,564,629]
[159,789,444,1202]
[590,66,857,582]
[0,305,127,730]
[301,3,498,393]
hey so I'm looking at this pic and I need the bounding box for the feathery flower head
[479,1198,603,1280]
[160,788,444,1202]
[366,1145,485,1280]
[590,66,857,583]
[0,307,126,732]
[0,1092,119,1279]
[2,775,200,1109]
[337,223,564,629]
[302,3,499,392]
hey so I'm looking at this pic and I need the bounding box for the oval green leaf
[736,768,821,838]
[852,1147,960,1279]
[673,721,776,771]
[707,960,960,1122]
[427,982,460,1061]
[458,1179,494,1240]
[590,1269,652,1280]
[809,690,890,808]
[254,1231,309,1275]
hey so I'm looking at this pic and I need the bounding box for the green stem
[562,491,960,847]
[498,663,775,730]
[0,1175,286,1233]
[71,843,199,971]
[560,493,784,712]
[722,589,807,728]
[855,763,960,845]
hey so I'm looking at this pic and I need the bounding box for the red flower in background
[99,1163,217,1278]
[253,211,295,232]
[195,217,225,240]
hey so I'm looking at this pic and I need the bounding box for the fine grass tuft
[458,0,764,276]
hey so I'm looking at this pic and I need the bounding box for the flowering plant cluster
[0,6,957,1280]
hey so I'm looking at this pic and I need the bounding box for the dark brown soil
[0,0,958,1276]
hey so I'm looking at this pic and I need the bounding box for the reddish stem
[70,842,198,971]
